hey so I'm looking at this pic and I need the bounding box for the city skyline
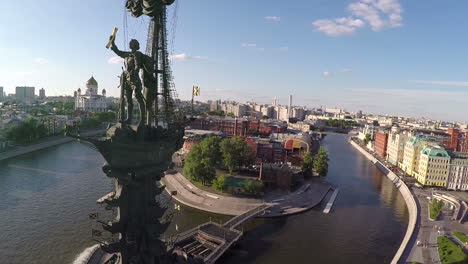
[1,0,468,121]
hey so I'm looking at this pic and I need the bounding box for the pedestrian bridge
[172,203,272,264]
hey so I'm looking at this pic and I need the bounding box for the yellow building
[416,146,450,187]
[399,135,436,177]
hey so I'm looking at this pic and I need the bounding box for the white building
[75,76,108,112]
[447,153,468,191]
[386,126,408,166]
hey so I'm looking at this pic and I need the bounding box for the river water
[0,135,408,264]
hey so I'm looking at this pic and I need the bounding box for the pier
[323,188,340,214]
[172,204,271,264]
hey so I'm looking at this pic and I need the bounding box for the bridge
[172,203,272,264]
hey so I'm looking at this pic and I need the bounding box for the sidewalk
[161,172,331,217]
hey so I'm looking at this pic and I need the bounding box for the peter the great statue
[109,37,155,126]
[68,0,189,263]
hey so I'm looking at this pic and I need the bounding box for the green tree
[212,176,227,191]
[220,136,255,174]
[226,112,236,118]
[302,152,313,178]
[363,134,371,145]
[183,144,216,185]
[183,137,221,185]
[314,147,329,177]
[261,115,269,120]
[243,179,264,195]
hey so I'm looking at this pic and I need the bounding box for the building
[374,130,389,158]
[447,128,459,151]
[386,126,408,166]
[358,124,375,141]
[0,86,3,101]
[15,86,35,102]
[447,153,468,191]
[400,135,436,177]
[39,88,46,99]
[74,76,108,112]
[246,137,285,163]
[416,146,450,187]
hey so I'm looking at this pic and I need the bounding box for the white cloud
[409,80,468,87]
[313,17,364,37]
[279,46,289,51]
[323,71,333,77]
[108,56,124,64]
[34,58,48,64]
[169,53,206,61]
[241,43,257,48]
[341,68,352,73]
[313,0,403,36]
[264,16,281,22]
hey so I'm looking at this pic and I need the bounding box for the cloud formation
[264,16,281,22]
[279,46,289,51]
[409,80,468,87]
[323,71,333,77]
[34,58,48,64]
[170,53,206,61]
[108,56,123,64]
[313,0,403,36]
[313,17,365,36]
[241,43,257,48]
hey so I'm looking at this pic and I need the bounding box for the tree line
[301,147,329,177]
[183,136,264,195]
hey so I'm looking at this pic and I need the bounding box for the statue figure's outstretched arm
[110,39,130,58]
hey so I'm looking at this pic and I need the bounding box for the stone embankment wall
[349,139,418,264]
[0,136,75,162]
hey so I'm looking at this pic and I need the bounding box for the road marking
[206,194,219,199]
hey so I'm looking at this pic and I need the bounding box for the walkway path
[161,172,331,217]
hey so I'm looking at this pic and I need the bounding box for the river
[0,135,408,264]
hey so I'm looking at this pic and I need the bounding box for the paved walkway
[405,188,468,264]
[161,172,332,217]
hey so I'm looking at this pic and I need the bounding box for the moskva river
[0,135,407,264]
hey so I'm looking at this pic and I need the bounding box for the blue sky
[1,0,468,122]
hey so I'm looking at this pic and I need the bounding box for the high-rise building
[15,86,35,102]
[288,95,292,118]
[0,86,3,101]
[39,88,46,99]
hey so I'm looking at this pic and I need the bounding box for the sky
[1,0,468,122]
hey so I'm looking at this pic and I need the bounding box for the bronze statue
[109,37,152,126]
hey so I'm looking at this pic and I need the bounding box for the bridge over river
[171,204,272,264]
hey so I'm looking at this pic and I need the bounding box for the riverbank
[349,138,418,264]
[0,129,105,162]
[161,172,331,217]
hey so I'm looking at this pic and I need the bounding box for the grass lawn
[454,231,468,244]
[188,178,235,197]
[438,236,468,264]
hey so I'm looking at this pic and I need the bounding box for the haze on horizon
[1,0,468,122]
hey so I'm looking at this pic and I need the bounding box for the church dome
[77,88,81,93]
[102,89,106,95]
[87,76,98,86]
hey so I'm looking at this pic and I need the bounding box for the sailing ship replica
[69,0,190,263]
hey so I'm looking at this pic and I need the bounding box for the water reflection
[0,135,409,264]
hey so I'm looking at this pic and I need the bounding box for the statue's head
[129,39,140,51]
